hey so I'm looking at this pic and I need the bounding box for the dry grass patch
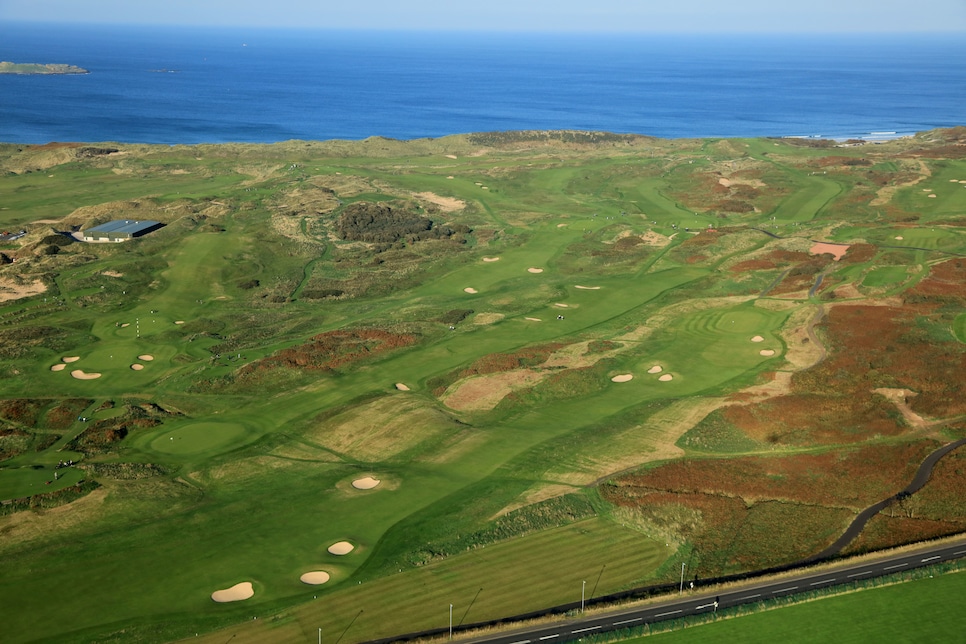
[413,191,465,212]
[308,396,456,461]
[442,370,545,412]
[0,278,47,303]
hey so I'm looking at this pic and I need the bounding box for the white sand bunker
[575,285,601,290]
[658,374,674,382]
[525,317,542,322]
[138,354,154,361]
[70,370,101,380]
[328,541,355,555]
[174,320,185,325]
[760,349,776,356]
[611,374,633,383]
[895,236,904,240]
[300,571,331,585]
[62,356,80,363]
[211,582,254,603]
[120,323,130,328]
[647,365,663,374]
[528,267,544,273]
[482,257,500,262]
[447,176,454,179]
[131,363,144,371]
[395,383,410,391]
[352,477,381,490]
[464,287,478,294]
[928,194,937,198]
[557,223,568,228]
[50,363,66,372]
[554,303,569,308]
[751,336,765,343]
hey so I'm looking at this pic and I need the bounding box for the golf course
[1,128,965,643]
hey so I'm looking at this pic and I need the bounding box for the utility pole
[581,580,586,612]
[680,562,686,594]
[449,604,453,639]
[318,628,321,644]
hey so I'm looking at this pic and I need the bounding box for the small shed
[82,220,164,242]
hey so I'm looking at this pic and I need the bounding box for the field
[631,569,966,644]
[0,128,965,643]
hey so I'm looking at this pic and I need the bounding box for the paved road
[461,538,966,644]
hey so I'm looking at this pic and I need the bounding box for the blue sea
[0,22,964,145]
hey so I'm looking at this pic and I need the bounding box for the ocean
[0,22,964,145]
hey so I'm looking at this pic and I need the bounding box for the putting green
[149,422,249,456]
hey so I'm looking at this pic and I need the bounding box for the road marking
[613,617,642,626]
[738,594,762,601]
[884,563,908,570]
[538,635,558,641]
[810,579,836,586]
[696,603,715,610]
[509,640,531,644]
[921,556,941,562]
[572,626,601,634]
[774,586,798,594]
[655,610,682,618]
[847,571,873,578]
[954,550,966,556]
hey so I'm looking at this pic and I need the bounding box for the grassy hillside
[0,128,964,643]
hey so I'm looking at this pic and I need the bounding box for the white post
[318,627,321,644]
[449,603,453,639]
[581,580,586,612]
[680,562,686,594]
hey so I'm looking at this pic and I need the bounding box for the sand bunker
[131,363,144,371]
[528,267,544,273]
[525,317,542,322]
[445,154,457,159]
[658,374,674,382]
[62,356,80,363]
[574,285,601,290]
[554,303,569,308]
[300,571,331,585]
[895,236,904,240]
[557,223,568,228]
[482,257,501,262]
[120,323,130,328]
[174,320,185,325]
[611,374,633,383]
[395,383,410,391]
[50,363,66,372]
[328,541,355,555]
[809,242,849,261]
[928,194,937,198]
[138,354,154,361]
[211,582,254,603]
[447,176,454,179]
[70,370,101,380]
[464,287,478,294]
[352,477,381,490]
[760,349,776,356]
[751,336,765,343]
[647,365,663,374]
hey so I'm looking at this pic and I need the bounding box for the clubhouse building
[81,220,165,242]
